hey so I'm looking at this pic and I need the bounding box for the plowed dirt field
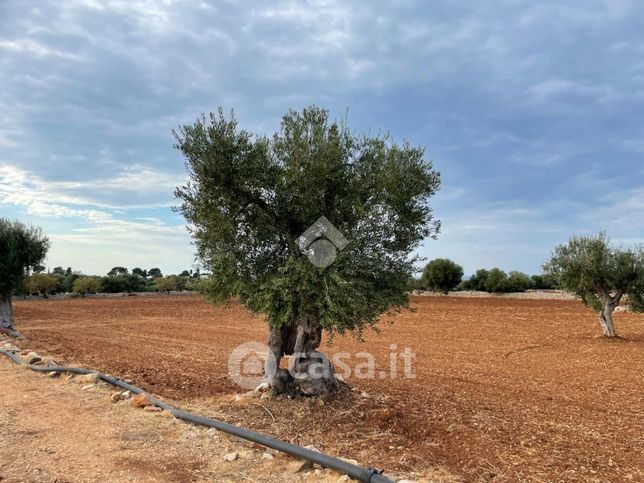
[10,295,644,481]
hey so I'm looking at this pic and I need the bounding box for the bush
[407,277,424,292]
[468,269,490,291]
[506,271,535,292]
[484,268,508,293]
[531,274,557,289]
[421,258,463,294]
[25,274,59,297]
[72,276,102,296]
[154,276,177,293]
[101,276,130,293]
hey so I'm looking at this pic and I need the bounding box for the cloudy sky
[1,0,643,276]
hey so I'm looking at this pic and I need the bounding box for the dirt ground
[0,357,362,483]
[5,295,644,482]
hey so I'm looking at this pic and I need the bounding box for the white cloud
[0,163,183,210]
[0,38,81,59]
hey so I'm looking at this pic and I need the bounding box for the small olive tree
[0,219,49,335]
[544,232,644,337]
[73,276,102,297]
[174,107,440,394]
[421,258,463,294]
[155,276,177,293]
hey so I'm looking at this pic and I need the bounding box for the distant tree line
[410,258,558,294]
[18,266,204,298]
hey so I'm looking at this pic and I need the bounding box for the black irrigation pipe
[0,348,394,483]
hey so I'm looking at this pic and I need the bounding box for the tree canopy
[0,219,50,298]
[0,219,49,332]
[421,258,463,294]
[174,106,440,334]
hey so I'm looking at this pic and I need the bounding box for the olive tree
[544,232,644,337]
[26,274,58,298]
[421,258,463,294]
[72,276,102,297]
[154,276,177,293]
[174,107,440,394]
[0,219,49,335]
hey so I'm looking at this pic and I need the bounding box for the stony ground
[5,294,644,481]
[0,355,381,482]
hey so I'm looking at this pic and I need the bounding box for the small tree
[467,269,489,291]
[544,232,644,337]
[132,267,148,278]
[421,258,463,294]
[506,271,535,292]
[73,276,102,297]
[0,220,49,334]
[531,274,557,290]
[100,276,129,293]
[26,274,59,298]
[148,267,162,278]
[107,266,128,277]
[174,107,440,394]
[154,276,177,293]
[485,268,508,293]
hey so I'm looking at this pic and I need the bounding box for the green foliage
[101,276,129,293]
[107,266,128,276]
[506,271,535,292]
[26,273,58,297]
[132,267,147,278]
[544,232,644,312]
[463,268,533,293]
[485,268,508,293]
[174,106,440,334]
[531,274,557,290]
[407,277,424,292]
[0,219,50,298]
[467,269,489,291]
[421,258,463,294]
[154,276,178,293]
[148,267,162,278]
[73,276,102,295]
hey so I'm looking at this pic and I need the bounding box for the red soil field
[11,295,644,481]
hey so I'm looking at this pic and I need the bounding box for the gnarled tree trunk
[265,315,336,395]
[0,294,15,333]
[598,302,617,337]
[596,286,621,338]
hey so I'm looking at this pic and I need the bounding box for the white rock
[261,451,274,460]
[224,452,239,462]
